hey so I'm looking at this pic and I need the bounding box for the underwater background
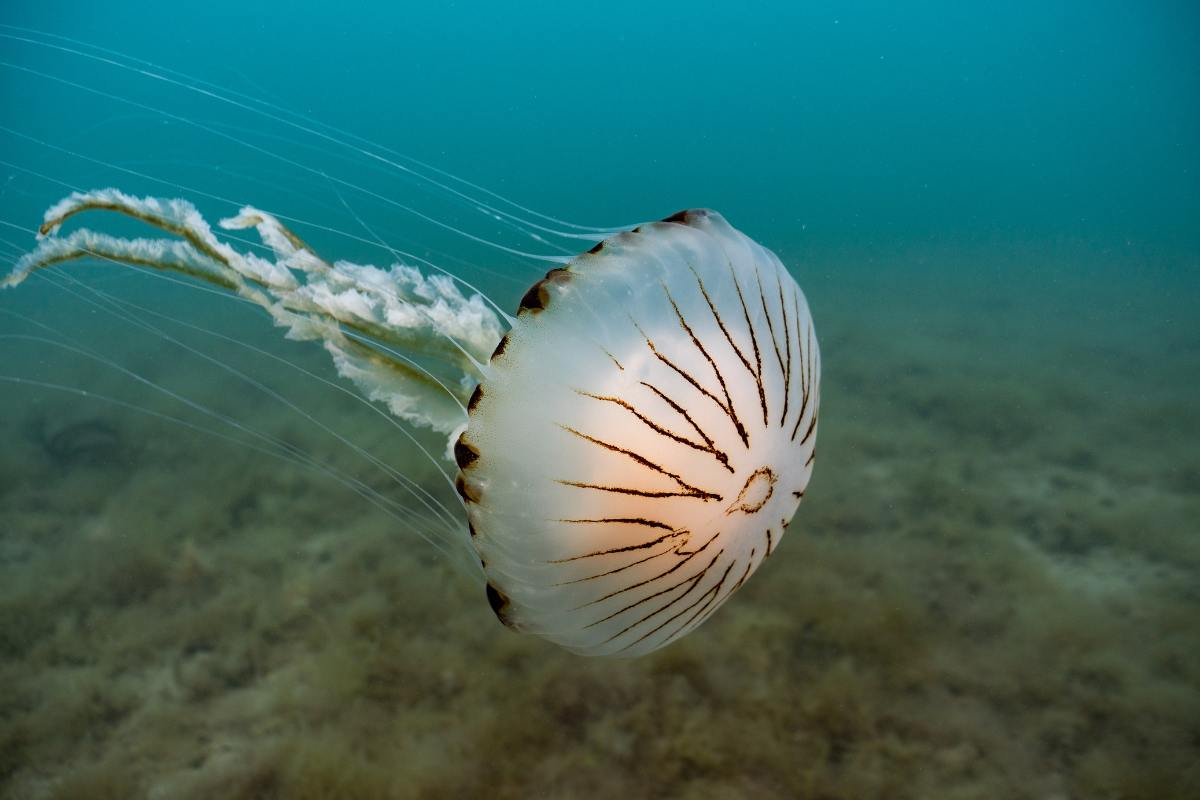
[1,1,1198,798]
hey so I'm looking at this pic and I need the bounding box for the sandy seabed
[0,241,1197,799]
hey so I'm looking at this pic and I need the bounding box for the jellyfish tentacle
[37,192,271,281]
[5,230,241,291]
[9,226,463,425]
[17,271,471,550]
[61,276,465,523]
[218,206,329,269]
[0,58,571,263]
[0,330,475,574]
[0,26,632,238]
[0,123,527,314]
[4,189,511,444]
[324,184,507,368]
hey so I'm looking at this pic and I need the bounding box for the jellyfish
[3,188,819,657]
[0,24,821,655]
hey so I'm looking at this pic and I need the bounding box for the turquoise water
[1,2,1197,798]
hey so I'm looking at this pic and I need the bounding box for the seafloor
[0,239,1197,799]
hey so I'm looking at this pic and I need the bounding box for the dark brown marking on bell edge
[455,474,479,504]
[663,209,691,224]
[467,384,484,412]
[588,240,606,254]
[468,519,479,538]
[764,527,775,556]
[517,267,571,315]
[518,281,549,314]
[454,435,479,470]
[486,582,517,629]
[490,333,510,361]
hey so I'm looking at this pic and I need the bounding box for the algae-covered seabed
[0,240,1197,800]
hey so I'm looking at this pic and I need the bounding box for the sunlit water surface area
[0,2,1197,798]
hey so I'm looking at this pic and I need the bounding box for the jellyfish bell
[5,191,819,657]
[462,208,819,656]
